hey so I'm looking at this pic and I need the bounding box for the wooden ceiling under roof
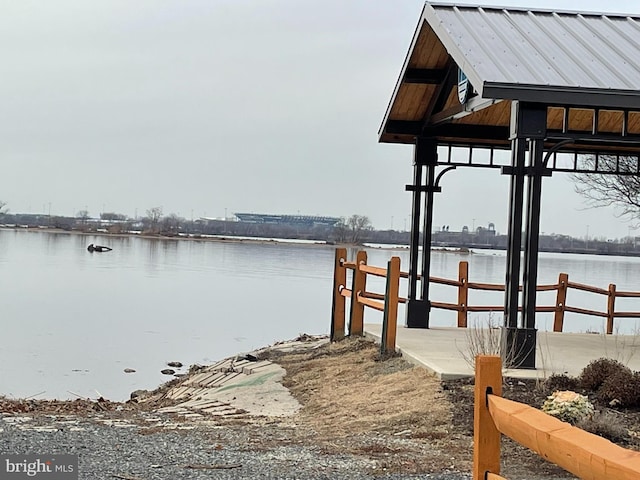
[379,5,640,154]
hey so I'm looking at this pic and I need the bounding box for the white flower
[541,390,594,424]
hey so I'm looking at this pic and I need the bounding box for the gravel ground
[0,413,471,480]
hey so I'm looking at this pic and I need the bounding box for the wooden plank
[598,110,624,133]
[486,474,508,480]
[615,312,640,318]
[430,276,461,287]
[457,261,469,327]
[565,306,606,317]
[616,291,640,298]
[431,301,462,311]
[627,111,640,135]
[473,356,502,480]
[359,264,387,278]
[331,248,347,341]
[547,107,564,131]
[488,394,640,480]
[381,256,400,355]
[568,281,609,295]
[349,250,368,335]
[607,283,616,334]
[467,305,506,312]
[356,293,384,312]
[568,108,594,132]
[467,282,505,291]
[554,273,568,332]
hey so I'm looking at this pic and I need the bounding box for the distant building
[234,213,340,227]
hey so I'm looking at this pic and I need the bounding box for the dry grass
[271,337,473,474]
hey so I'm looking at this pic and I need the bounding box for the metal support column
[405,138,437,328]
[406,155,424,309]
[503,137,527,329]
[503,101,547,369]
[419,160,437,321]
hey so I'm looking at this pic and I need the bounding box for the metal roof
[379,2,640,148]
[428,3,640,106]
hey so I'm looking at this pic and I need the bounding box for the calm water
[1,230,639,401]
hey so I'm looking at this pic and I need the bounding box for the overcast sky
[1,0,639,239]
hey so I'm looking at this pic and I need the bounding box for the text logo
[0,455,77,479]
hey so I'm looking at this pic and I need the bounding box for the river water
[1,229,639,401]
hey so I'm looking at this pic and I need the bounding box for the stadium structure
[234,213,340,227]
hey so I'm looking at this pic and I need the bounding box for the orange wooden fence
[331,248,401,355]
[474,355,640,480]
[331,249,640,339]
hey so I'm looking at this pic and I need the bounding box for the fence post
[473,355,502,480]
[457,261,469,327]
[381,256,400,355]
[331,248,348,341]
[553,272,568,332]
[607,283,617,334]
[349,250,367,336]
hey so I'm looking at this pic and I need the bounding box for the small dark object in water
[87,243,113,253]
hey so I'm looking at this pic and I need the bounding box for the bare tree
[161,213,183,234]
[0,200,7,214]
[572,156,640,221]
[145,206,163,233]
[101,212,127,221]
[332,214,373,244]
[76,209,90,219]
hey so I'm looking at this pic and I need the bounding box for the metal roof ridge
[425,1,640,19]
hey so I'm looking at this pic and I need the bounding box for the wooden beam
[429,104,465,125]
[403,67,448,84]
[488,394,640,479]
[385,120,422,136]
[474,356,502,480]
[381,256,400,355]
[422,61,457,124]
[331,248,347,341]
[348,250,368,336]
[425,124,510,141]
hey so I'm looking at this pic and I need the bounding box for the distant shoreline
[0,225,372,250]
[3,226,639,258]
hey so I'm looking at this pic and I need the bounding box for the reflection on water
[0,230,334,400]
[1,230,639,401]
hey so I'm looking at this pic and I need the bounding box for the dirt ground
[2,336,640,479]
[265,336,640,478]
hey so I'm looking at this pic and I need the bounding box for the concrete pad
[365,324,640,380]
[144,339,336,418]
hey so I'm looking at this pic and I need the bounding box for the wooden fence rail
[331,249,640,338]
[474,355,640,480]
[331,248,401,355]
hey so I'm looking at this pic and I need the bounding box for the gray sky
[1,0,638,239]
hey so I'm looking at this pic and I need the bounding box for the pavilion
[379,2,640,367]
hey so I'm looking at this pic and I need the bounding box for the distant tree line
[1,199,639,255]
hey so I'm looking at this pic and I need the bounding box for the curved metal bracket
[434,166,457,189]
[543,139,575,167]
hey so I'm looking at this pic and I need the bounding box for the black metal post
[407,158,423,306]
[405,138,437,328]
[504,137,527,329]
[522,137,546,326]
[503,101,547,369]
[420,161,437,316]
